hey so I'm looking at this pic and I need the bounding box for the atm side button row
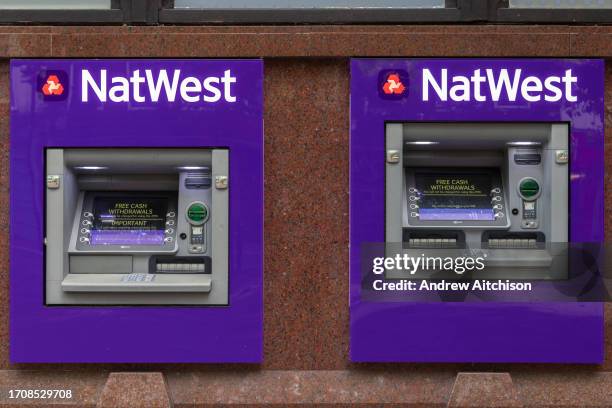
[488,239,537,248]
[156,263,205,272]
[409,238,457,247]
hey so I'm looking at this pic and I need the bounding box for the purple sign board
[350,59,604,363]
[10,59,264,363]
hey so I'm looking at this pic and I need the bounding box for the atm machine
[45,148,228,305]
[385,122,568,279]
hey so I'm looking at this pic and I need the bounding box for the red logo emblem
[42,75,64,96]
[382,73,406,95]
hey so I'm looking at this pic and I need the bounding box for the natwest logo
[382,73,406,95]
[42,75,64,96]
[81,69,237,103]
[38,70,69,101]
[378,69,409,100]
[422,68,577,103]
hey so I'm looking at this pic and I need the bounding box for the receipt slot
[386,123,568,279]
[45,149,228,305]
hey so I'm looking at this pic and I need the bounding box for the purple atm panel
[350,59,604,363]
[10,59,264,363]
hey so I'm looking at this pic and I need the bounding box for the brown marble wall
[263,59,349,370]
[0,25,612,406]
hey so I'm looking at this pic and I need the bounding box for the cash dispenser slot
[150,256,211,274]
[482,231,545,249]
[70,255,133,274]
[403,230,465,248]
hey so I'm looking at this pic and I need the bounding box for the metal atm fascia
[45,148,229,305]
[385,122,569,279]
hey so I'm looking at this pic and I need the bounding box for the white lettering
[421,67,578,103]
[450,75,470,102]
[471,69,486,102]
[130,69,145,103]
[487,68,521,102]
[562,69,577,102]
[203,77,221,103]
[521,76,543,102]
[81,69,106,102]
[423,68,447,101]
[109,76,130,103]
[221,69,237,102]
[80,68,238,103]
[180,76,202,103]
[146,69,180,102]
[544,76,562,102]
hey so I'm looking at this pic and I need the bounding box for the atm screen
[414,172,495,221]
[90,196,168,246]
